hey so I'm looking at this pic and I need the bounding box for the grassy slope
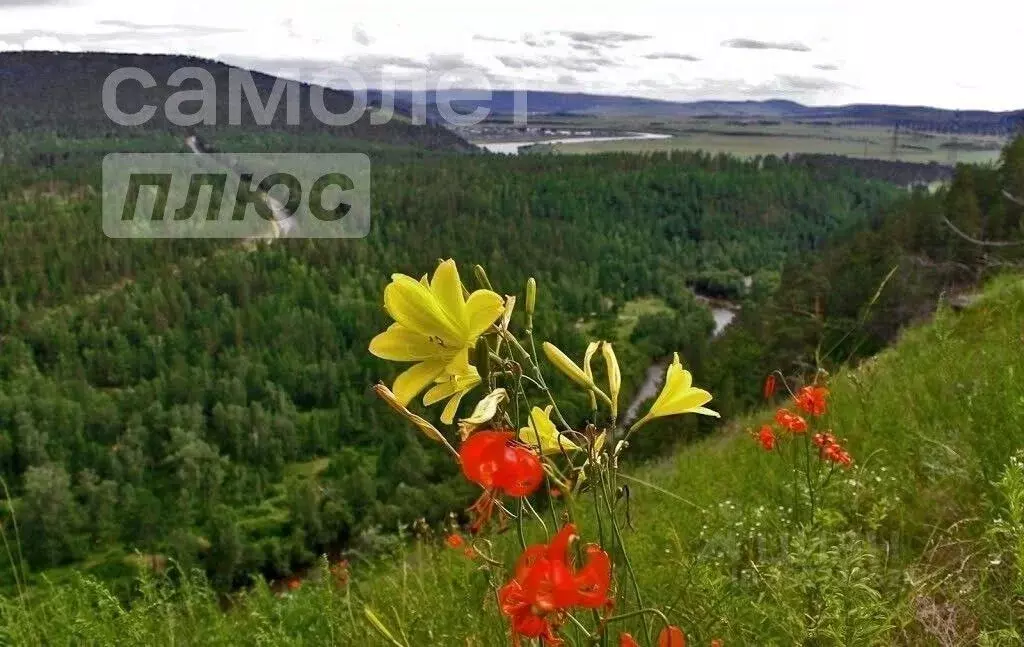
[2,276,1023,645]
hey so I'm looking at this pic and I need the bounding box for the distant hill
[399,90,1024,135]
[0,51,472,152]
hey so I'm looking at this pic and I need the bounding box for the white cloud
[0,0,1020,110]
[22,35,72,49]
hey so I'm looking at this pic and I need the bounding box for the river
[478,132,672,155]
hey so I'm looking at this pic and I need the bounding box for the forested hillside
[708,136,1024,412]
[0,51,471,152]
[0,144,897,589]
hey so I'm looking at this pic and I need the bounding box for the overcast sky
[0,0,1020,110]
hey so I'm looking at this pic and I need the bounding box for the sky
[0,0,1020,110]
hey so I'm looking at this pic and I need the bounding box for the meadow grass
[575,296,674,340]
[529,123,1005,165]
[2,276,1023,645]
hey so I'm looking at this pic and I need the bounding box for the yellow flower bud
[525,277,537,319]
[373,383,457,457]
[542,342,611,406]
[473,264,493,290]
[543,342,595,390]
[601,342,621,420]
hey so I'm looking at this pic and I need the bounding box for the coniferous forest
[1,134,905,587]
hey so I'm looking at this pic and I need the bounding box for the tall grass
[2,276,1023,645]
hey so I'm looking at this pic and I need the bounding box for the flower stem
[804,434,817,525]
[598,469,652,645]
[605,607,673,630]
[506,329,573,429]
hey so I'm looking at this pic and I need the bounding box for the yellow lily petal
[583,341,600,382]
[369,324,449,362]
[392,358,449,406]
[373,383,449,447]
[384,275,462,345]
[429,259,468,338]
[439,389,467,425]
[444,347,472,377]
[601,342,621,420]
[668,352,693,389]
[542,342,594,389]
[692,406,721,418]
[422,368,481,406]
[583,341,600,410]
[420,366,481,425]
[656,388,714,417]
[494,296,515,353]
[458,388,509,439]
[465,290,505,339]
[499,295,516,332]
[519,406,581,455]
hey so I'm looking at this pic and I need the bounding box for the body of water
[478,132,672,155]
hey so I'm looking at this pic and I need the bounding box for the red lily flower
[795,385,829,416]
[763,374,777,400]
[757,425,777,451]
[460,430,543,497]
[658,625,687,647]
[460,430,544,532]
[775,409,807,434]
[620,634,640,647]
[499,524,612,646]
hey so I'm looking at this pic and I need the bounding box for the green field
[575,296,675,340]
[519,120,1007,165]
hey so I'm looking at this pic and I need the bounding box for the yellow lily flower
[630,353,719,433]
[372,383,457,456]
[423,366,481,425]
[457,388,509,440]
[519,406,581,455]
[369,259,504,406]
[601,342,621,420]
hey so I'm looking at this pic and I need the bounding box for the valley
[0,43,1023,646]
